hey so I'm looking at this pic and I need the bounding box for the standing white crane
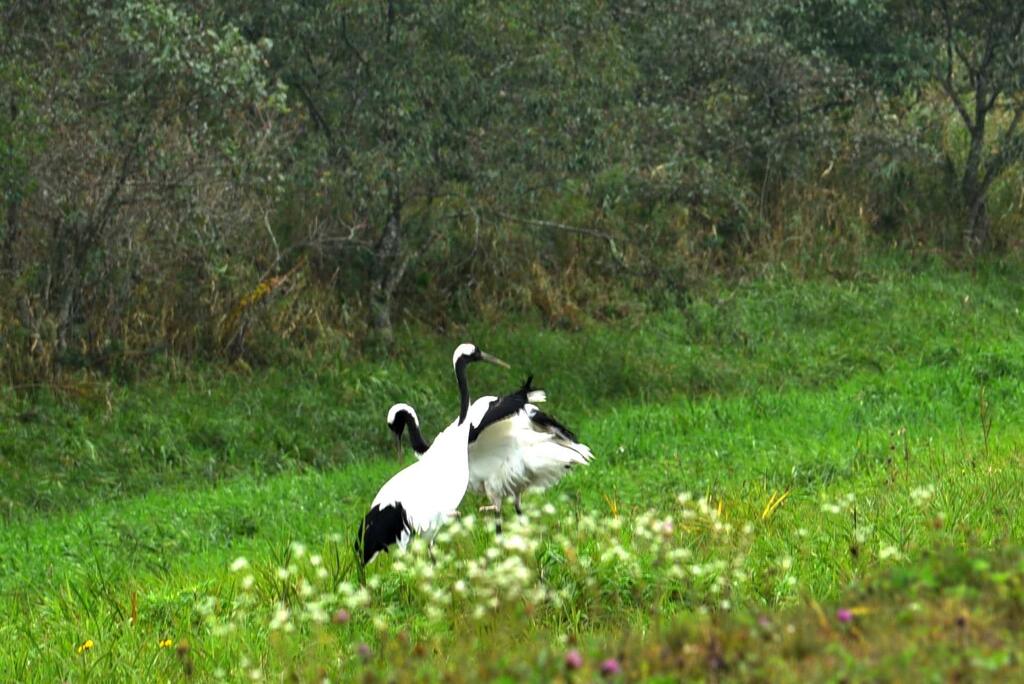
[386,376,593,533]
[356,343,513,565]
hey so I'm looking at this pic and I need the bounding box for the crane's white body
[391,384,593,530]
[370,418,472,549]
[359,343,510,565]
[467,398,592,509]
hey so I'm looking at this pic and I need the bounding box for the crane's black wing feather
[468,375,537,443]
[527,408,578,443]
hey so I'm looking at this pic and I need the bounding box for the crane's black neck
[404,416,430,454]
[455,356,472,424]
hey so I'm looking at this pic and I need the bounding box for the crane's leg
[428,541,437,565]
[513,493,523,517]
[485,486,503,534]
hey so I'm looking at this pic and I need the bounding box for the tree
[610,0,856,252]
[923,1,1024,252]
[1,1,284,372]
[787,0,1024,253]
[222,0,632,343]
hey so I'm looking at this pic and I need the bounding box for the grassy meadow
[3,258,1024,681]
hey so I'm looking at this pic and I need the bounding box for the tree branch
[339,14,370,73]
[936,0,975,131]
[489,210,619,242]
[291,79,334,143]
[982,105,1024,190]
[489,210,627,267]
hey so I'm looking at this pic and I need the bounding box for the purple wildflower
[332,609,350,625]
[565,649,583,670]
[357,643,372,661]
[836,608,853,623]
[600,658,622,677]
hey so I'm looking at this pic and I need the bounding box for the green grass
[2,258,1024,681]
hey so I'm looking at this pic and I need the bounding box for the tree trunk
[3,97,20,271]
[965,193,990,254]
[961,118,989,254]
[369,282,394,346]
[369,189,402,347]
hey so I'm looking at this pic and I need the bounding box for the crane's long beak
[480,351,511,369]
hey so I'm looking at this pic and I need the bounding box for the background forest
[4,3,1024,681]
[3,0,1024,381]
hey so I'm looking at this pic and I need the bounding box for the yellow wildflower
[76,639,95,654]
[159,638,174,649]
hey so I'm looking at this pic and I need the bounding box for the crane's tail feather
[560,439,594,463]
[523,440,593,478]
[519,375,547,404]
[527,408,580,443]
[527,390,547,403]
[356,503,412,566]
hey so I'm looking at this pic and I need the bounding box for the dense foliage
[2,1,1023,380]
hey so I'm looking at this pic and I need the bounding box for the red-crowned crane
[386,376,593,533]
[356,343,514,565]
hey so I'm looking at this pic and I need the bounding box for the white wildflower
[502,534,529,552]
[269,606,290,631]
[879,544,901,560]
[910,485,935,505]
[196,596,217,616]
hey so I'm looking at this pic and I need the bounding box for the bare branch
[339,14,371,72]
[984,83,1002,112]
[982,105,1024,189]
[938,0,975,130]
[94,128,142,232]
[489,210,628,267]
[490,210,619,242]
[291,79,334,143]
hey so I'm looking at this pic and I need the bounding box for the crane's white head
[386,402,419,459]
[452,343,511,370]
[386,403,418,432]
